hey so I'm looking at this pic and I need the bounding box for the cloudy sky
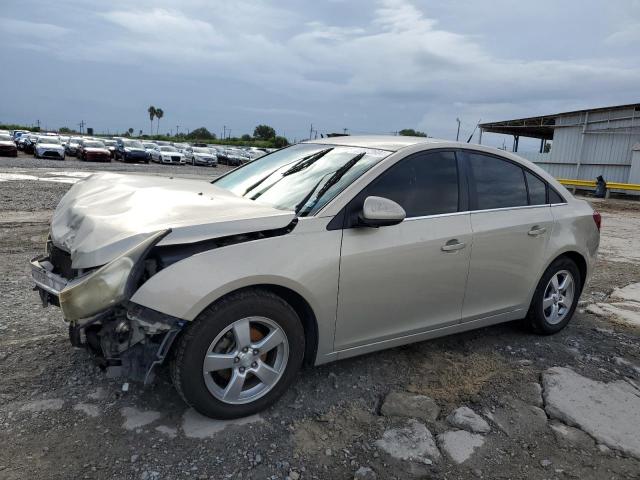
[1,0,639,148]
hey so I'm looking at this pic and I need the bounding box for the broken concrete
[120,407,162,430]
[611,283,640,302]
[20,399,64,412]
[375,419,441,464]
[73,403,100,418]
[155,425,178,438]
[181,409,263,439]
[542,367,640,459]
[587,302,640,327]
[437,430,485,464]
[446,406,490,433]
[380,391,440,423]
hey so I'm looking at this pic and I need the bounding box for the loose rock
[380,391,440,423]
[438,430,485,464]
[375,419,441,463]
[446,406,490,433]
[354,466,377,480]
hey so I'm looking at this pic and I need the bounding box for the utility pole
[176,125,179,136]
[227,129,232,139]
[36,119,40,130]
[456,118,461,141]
[223,126,226,139]
[343,128,348,135]
[78,120,85,134]
[309,124,313,141]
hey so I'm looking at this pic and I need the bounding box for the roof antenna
[466,119,481,143]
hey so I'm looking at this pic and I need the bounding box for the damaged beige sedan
[31,136,600,418]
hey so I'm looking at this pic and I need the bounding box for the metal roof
[479,103,640,140]
[303,135,446,152]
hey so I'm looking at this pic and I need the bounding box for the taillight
[592,210,602,231]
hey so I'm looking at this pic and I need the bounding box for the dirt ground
[0,154,639,480]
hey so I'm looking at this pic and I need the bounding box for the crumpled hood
[51,172,295,269]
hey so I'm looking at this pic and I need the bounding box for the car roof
[303,135,447,152]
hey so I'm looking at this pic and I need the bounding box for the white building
[479,103,640,185]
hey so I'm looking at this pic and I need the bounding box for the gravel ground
[1,155,639,479]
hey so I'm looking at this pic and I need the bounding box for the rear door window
[467,153,528,210]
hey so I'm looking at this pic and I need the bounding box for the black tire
[170,289,305,419]
[525,257,581,335]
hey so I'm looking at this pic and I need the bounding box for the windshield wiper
[243,148,333,196]
[296,152,366,215]
[282,148,333,176]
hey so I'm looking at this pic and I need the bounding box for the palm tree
[147,106,156,135]
[155,108,164,135]
[128,127,134,136]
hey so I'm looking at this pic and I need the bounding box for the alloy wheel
[542,270,575,325]
[202,316,289,405]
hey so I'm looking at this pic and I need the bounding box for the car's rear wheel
[526,257,581,334]
[170,289,305,419]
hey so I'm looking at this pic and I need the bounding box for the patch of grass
[407,351,510,403]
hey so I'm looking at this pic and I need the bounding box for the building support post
[575,111,589,179]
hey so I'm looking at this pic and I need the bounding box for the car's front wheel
[171,289,305,419]
[526,257,581,334]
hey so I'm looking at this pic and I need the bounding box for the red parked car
[78,140,111,162]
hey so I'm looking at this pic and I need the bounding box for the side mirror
[359,196,406,227]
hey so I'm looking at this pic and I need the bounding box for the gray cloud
[1,0,638,146]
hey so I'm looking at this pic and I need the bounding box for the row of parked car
[2,129,272,166]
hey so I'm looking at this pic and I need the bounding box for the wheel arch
[557,250,587,290]
[525,248,590,310]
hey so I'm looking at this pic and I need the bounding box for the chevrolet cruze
[30,136,600,418]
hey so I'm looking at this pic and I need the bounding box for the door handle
[441,239,466,252]
[528,226,547,236]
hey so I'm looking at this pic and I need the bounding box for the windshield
[143,143,158,148]
[0,134,11,141]
[214,143,390,214]
[124,140,143,148]
[103,140,116,146]
[192,147,210,153]
[70,137,82,144]
[160,146,178,152]
[84,141,105,148]
[40,137,60,144]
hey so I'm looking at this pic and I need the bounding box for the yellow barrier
[558,178,640,192]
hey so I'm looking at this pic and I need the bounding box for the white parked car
[30,136,600,419]
[188,147,218,167]
[142,142,160,156]
[150,145,185,164]
[34,136,65,160]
